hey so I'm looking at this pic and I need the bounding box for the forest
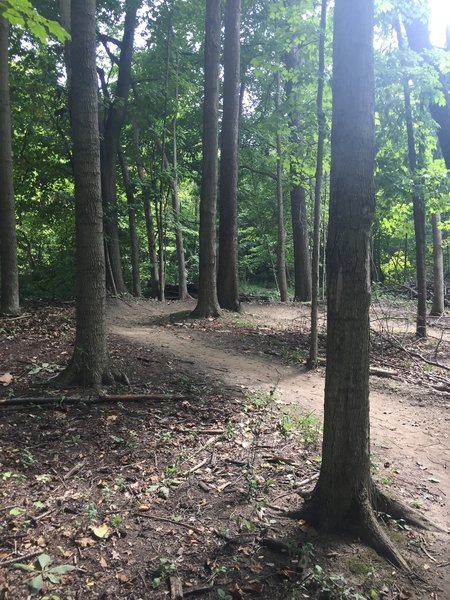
[0,0,450,598]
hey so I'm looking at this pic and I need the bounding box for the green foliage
[14,554,75,596]
[1,0,69,42]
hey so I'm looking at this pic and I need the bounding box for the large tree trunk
[0,17,20,316]
[191,0,221,318]
[275,71,288,302]
[132,124,160,298]
[101,0,140,294]
[309,0,327,368]
[431,212,445,316]
[118,145,141,297]
[217,0,241,312]
[396,20,427,337]
[295,0,411,569]
[58,0,108,386]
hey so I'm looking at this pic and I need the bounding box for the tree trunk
[403,17,450,170]
[290,185,311,301]
[118,145,141,297]
[58,0,108,386]
[275,71,288,302]
[0,17,20,316]
[282,16,312,303]
[191,0,221,318]
[101,0,140,294]
[395,19,427,337]
[309,0,327,368]
[217,0,241,312]
[172,81,190,300]
[296,0,411,569]
[431,212,445,316]
[132,124,160,298]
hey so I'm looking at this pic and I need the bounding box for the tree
[294,0,419,568]
[309,0,327,367]
[191,0,221,318]
[283,0,312,303]
[57,0,108,386]
[100,0,140,295]
[431,212,445,315]
[0,15,20,315]
[395,19,427,337]
[275,71,288,302]
[217,0,241,312]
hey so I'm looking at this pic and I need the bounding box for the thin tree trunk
[431,212,445,315]
[58,0,108,386]
[132,124,160,298]
[217,0,241,312]
[172,53,189,300]
[282,7,312,303]
[309,0,327,367]
[0,17,20,316]
[275,71,288,302]
[101,0,140,294]
[395,19,427,337]
[118,145,141,297]
[191,0,221,318]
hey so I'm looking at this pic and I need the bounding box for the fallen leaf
[100,557,107,568]
[75,537,95,548]
[0,373,13,386]
[89,524,111,539]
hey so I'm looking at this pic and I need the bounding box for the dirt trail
[109,298,450,584]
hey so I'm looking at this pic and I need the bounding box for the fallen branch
[0,550,41,568]
[134,513,203,535]
[0,393,191,408]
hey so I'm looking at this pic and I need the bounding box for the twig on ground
[0,550,41,568]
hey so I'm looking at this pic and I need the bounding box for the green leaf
[13,563,35,572]
[49,565,76,575]
[29,574,44,595]
[9,507,25,516]
[37,554,52,570]
[46,573,60,585]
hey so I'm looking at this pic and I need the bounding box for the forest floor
[0,296,449,600]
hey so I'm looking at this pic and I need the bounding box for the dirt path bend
[109,298,450,583]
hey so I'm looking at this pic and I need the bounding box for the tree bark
[295,0,410,569]
[282,15,312,303]
[58,0,108,386]
[217,0,241,312]
[309,0,327,368]
[171,76,190,300]
[191,0,221,318]
[118,145,141,297]
[101,0,140,294]
[275,71,288,303]
[431,212,445,316]
[132,124,160,298]
[395,19,427,337]
[0,17,20,316]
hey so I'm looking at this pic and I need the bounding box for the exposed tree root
[373,486,444,532]
[51,359,128,389]
[356,503,411,571]
[287,491,419,571]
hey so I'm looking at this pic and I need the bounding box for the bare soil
[0,297,449,600]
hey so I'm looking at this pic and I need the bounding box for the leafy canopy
[0,0,69,42]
